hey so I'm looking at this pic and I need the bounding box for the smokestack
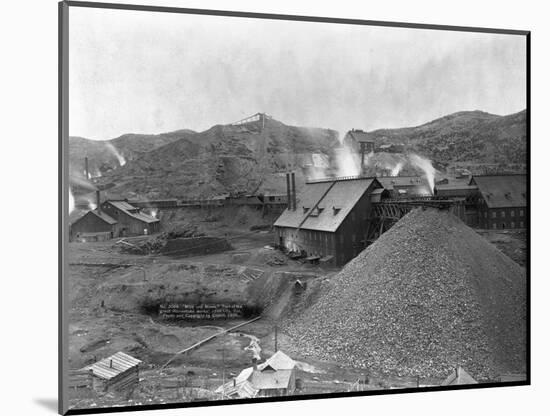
[291,172,296,211]
[96,190,101,213]
[85,157,89,179]
[286,173,291,211]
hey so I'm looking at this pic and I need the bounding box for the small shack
[216,350,297,399]
[82,352,142,394]
[441,366,478,386]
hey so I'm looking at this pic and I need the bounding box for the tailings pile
[285,208,526,379]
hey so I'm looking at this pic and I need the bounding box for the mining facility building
[469,174,527,229]
[273,175,384,266]
[274,173,527,266]
[70,192,160,241]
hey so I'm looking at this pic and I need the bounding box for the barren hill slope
[97,118,339,199]
[69,129,196,177]
[366,109,526,165]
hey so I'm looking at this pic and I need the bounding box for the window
[511,221,515,228]
[492,223,497,229]
[492,212,496,219]
[511,210,515,217]
[520,221,524,228]
[501,210,506,218]
[520,209,524,217]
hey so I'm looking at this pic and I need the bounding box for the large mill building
[273,176,383,266]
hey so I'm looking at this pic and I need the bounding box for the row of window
[485,208,525,219]
[491,221,525,229]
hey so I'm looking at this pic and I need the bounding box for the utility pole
[221,335,226,397]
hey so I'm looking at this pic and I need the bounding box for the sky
[69,7,527,140]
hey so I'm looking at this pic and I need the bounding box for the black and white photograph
[59,1,528,414]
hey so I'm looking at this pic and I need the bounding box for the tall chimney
[291,172,297,211]
[85,157,89,180]
[286,173,292,211]
[96,190,101,213]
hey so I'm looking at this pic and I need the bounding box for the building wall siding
[478,204,526,229]
[274,181,379,266]
[70,212,115,241]
[101,204,160,236]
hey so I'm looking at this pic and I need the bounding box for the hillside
[68,129,196,178]
[95,118,339,200]
[366,110,526,167]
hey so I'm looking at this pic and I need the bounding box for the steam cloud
[334,142,362,177]
[409,154,436,192]
[69,188,75,214]
[105,142,126,166]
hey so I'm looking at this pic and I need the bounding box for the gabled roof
[470,175,527,208]
[104,200,159,223]
[82,352,141,381]
[258,350,296,371]
[70,209,118,226]
[441,366,478,385]
[273,177,381,232]
[250,369,293,390]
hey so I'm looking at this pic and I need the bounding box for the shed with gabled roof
[82,352,142,393]
[69,209,119,242]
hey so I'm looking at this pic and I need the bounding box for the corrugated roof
[470,175,527,208]
[83,352,141,381]
[441,366,478,385]
[250,369,293,390]
[105,200,160,224]
[258,351,296,371]
[273,178,380,232]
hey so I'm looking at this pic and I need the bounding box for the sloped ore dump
[285,208,526,379]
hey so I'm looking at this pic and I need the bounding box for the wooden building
[469,174,527,229]
[100,200,160,236]
[216,351,297,399]
[377,176,432,198]
[82,352,142,394]
[434,184,480,227]
[273,177,383,266]
[69,209,118,242]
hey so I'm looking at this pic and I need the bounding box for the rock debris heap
[286,208,526,380]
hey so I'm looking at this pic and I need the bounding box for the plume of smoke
[334,142,362,177]
[105,142,126,166]
[69,188,75,214]
[391,161,404,176]
[409,154,436,192]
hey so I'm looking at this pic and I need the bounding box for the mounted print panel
[59,1,529,414]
